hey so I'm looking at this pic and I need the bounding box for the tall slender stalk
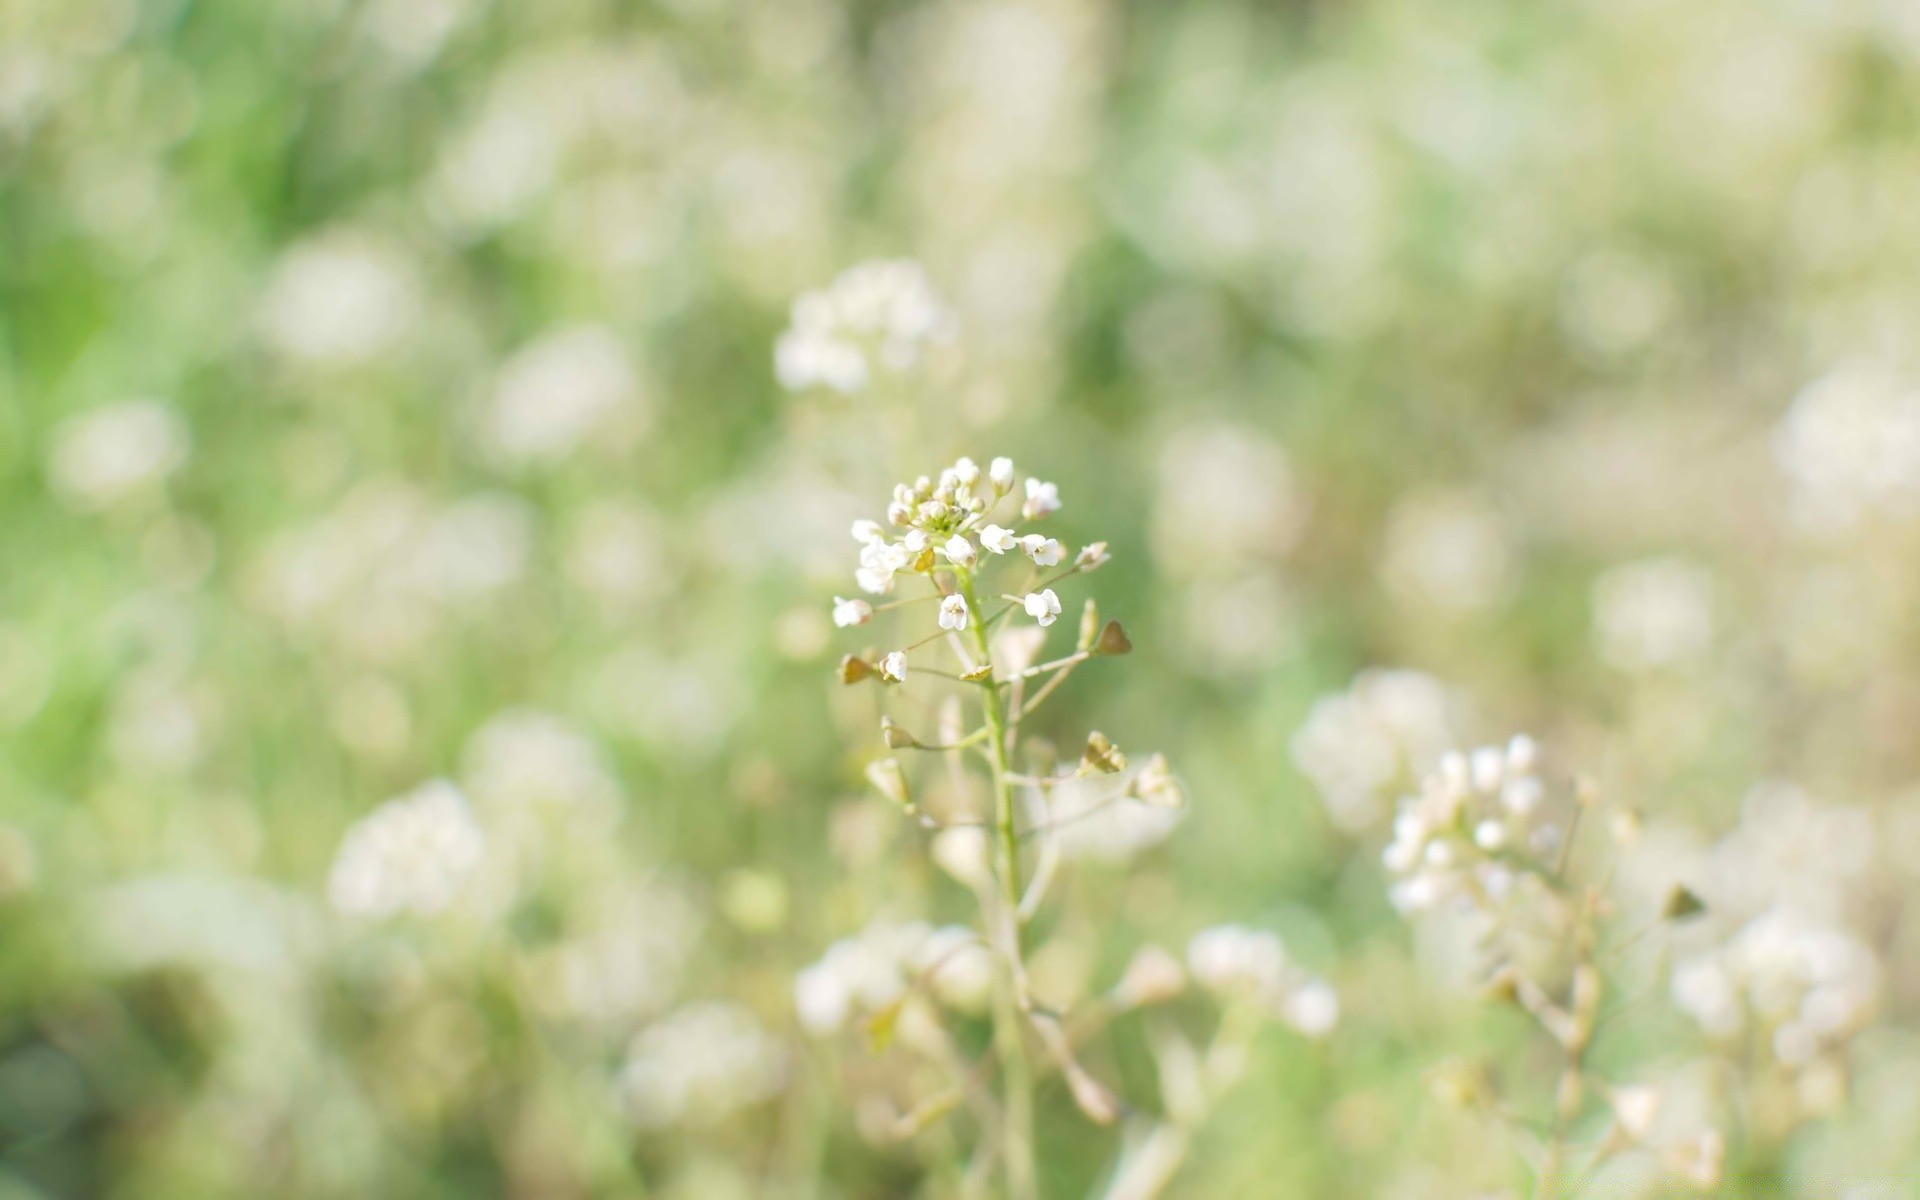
[959,566,1038,1200]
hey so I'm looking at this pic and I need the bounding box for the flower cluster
[794,919,994,1037]
[1187,925,1339,1037]
[774,259,957,394]
[327,779,487,918]
[1290,668,1463,832]
[617,1001,788,1130]
[1381,735,1553,916]
[835,456,1110,688]
[1773,362,1920,534]
[1673,907,1879,1080]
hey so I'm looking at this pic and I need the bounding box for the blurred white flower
[1774,362,1920,534]
[982,524,1017,553]
[540,879,703,1028]
[1152,423,1307,573]
[327,779,486,919]
[1291,669,1464,832]
[486,325,645,464]
[1592,557,1714,673]
[618,1002,786,1129]
[461,708,623,825]
[879,651,907,682]
[47,400,189,510]
[1022,589,1062,626]
[832,596,873,627]
[1672,907,1879,1069]
[259,229,419,365]
[1186,925,1337,1037]
[990,456,1015,492]
[795,920,992,1036]
[944,533,977,567]
[1378,490,1515,615]
[774,260,956,394]
[1039,768,1182,863]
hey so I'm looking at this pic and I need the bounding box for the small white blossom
[981,524,1017,554]
[990,457,1015,492]
[1023,478,1062,521]
[856,539,910,595]
[1021,535,1064,567]
[833,596,873,628]
[1075,542,1111,571]
[851,519,884,543]
[938,594,970,631]
[879,651,908,682]
[952,457,981,486]
[1023,589,1063,627]
[945,534,977,567]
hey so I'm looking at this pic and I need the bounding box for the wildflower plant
[817,455,1328,1197]
[1379,739,1725,1197]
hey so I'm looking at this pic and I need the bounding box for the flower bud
[1078,731,1127,776]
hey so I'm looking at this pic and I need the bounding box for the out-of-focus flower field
[5,0,1920,1196]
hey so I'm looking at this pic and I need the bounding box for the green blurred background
[4,0,1920,1195]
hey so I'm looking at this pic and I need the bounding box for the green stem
[958,568,1038,1200]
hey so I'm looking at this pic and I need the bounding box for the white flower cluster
[1672,907,1879,1071]
[327,779,487,918]
[617,1001,787,1130]
[1186,925,1339,1037]
[1291,669,1462,832]
[794,919,994,1037]
[834,456,1098,665]
[1381,736,1551,916]
[1773,362,1920,534]
[1592,556,1714,673]
[774,259,957,394]
[47,399,191,511]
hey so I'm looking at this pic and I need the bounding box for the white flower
[618,1002,786,1130]
[487,325,642,465]
[1023,478,1061,521]
[879,651,908,682]
[1075,542,1110,571]
[981,524,1017,554]
[990,457,1015,492]
[856,539,909,595]
[1023,589,1062,627]
[47,400,190,510]
[773,260,956,394]
[945,534,977,567]
[851,519,884,543]
[327,779,486,918]
[938,594,969,631]
[952,457,981,486]
[1021,535,1064,567]
[833,596,873,627]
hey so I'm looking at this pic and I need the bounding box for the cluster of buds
[1381,735,1558,916]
